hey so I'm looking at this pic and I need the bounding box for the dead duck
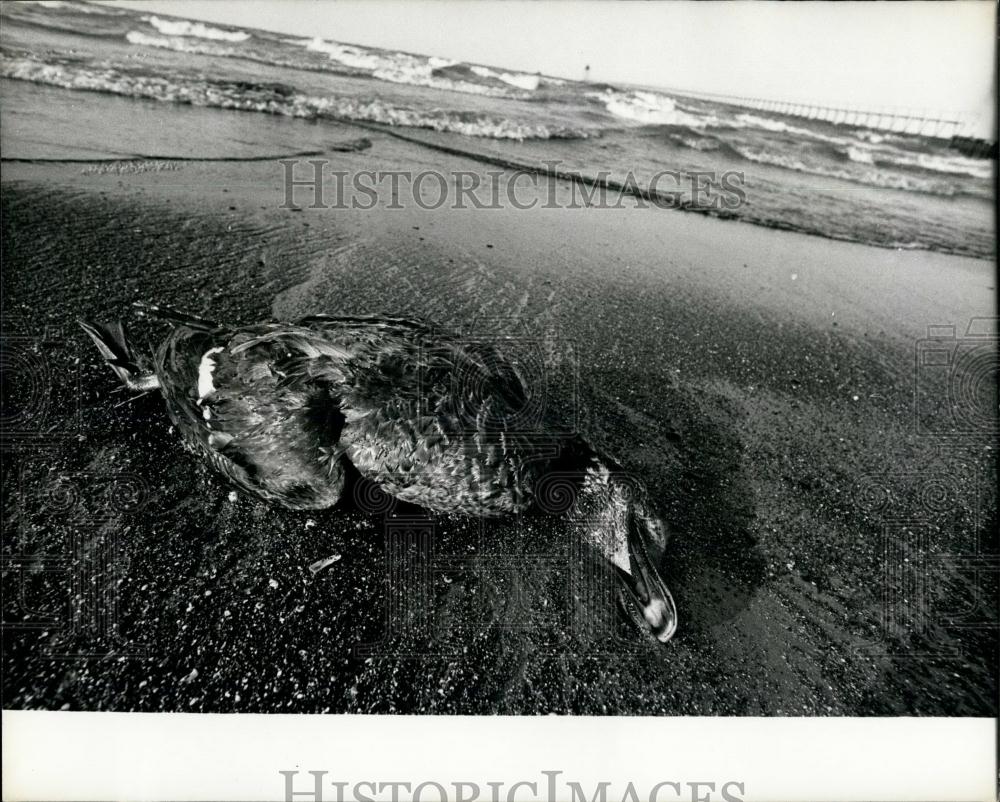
[80,303,678,642]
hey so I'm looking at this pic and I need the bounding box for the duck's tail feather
[78,319,160,392]
[132,302,219,332]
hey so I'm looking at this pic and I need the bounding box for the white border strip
[2,712,995,802]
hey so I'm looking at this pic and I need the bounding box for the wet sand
[1,130,996,715]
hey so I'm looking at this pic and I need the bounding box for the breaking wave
[595,89,708,127]
[470,65,540,92]
[146,14,250,42]
[125,31,237,58]
[0,54,588,140]
[732,144,984,196]
[26,0,119,12]
[845,145,875,165]
[299,37,535,99]
[844,142,993,179]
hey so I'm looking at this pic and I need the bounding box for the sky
[104,1,997,136]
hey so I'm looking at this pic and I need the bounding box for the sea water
[1,0,994,258]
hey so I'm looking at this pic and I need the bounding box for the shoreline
[5,143,992,343]
[1,75,995,261]
[3,119,996,262]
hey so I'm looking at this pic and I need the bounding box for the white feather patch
[197,347,224,402]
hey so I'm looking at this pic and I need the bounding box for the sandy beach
[2,114,995,715]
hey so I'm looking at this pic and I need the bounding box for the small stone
[308,554,342,575]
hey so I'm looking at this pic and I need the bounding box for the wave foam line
[301,36,533,100]
[146,14,250,42]
[0,56,588,140]
[329,119,989,259]
[733,144,985,197]
[329,117,723,216]
[126,30,237,57]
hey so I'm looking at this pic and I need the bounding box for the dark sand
[1,127,996,715]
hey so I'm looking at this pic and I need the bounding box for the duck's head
[571,467,678,643]
[614,503,678,643]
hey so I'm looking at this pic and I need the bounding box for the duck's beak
[614,512,678,643]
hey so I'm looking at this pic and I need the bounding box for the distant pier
[658,86,997,154]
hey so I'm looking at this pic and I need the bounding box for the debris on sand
[308,554,342,575]
[330,137,372,153]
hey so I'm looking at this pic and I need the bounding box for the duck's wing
[294,319,557,515]
[296,315,531,417]
[156,325,348,510]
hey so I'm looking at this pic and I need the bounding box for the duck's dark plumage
[156,315,553,514]
[81,307,679,642]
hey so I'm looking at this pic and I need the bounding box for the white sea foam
[843,141,993,178]
[0,55,586,140]
[735,113,799,134]
[147,14,250,42]
[596,89,705,127]
[26,0,115,11]
[304,37,457,85]
[470,65,540,91]
[882,149,993,179]
[734,144,967,195]
[733,113,846,145]
[300,37,532,99]
[855,130,886,145]
[729,112,991,179]
[845,145,875,164]
[304,38,383,71]
[126,31,236,57]
[128,27,541,98]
